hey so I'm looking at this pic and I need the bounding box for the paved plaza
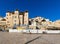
[0,32,60,44]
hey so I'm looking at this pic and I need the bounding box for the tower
[13,10,19,26]
[6,11,12,27]
[24,11,29,25]
[19,14,23,26]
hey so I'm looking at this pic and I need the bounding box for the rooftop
[1,19,6,21]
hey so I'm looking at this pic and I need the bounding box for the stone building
[0,19,6,25]
[53,20,60,28]
[0,17,3,21]
[0,18,7,30]
[5,10,28,28]
[0,9,60,30]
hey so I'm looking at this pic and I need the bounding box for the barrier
[46,30,60,33]
[38,30,44,33]
[9,29,60,33]
[9,29,22,32]
[30,30,37,33]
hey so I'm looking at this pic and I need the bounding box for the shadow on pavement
[25,36,42,44]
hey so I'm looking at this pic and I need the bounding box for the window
[7,18,8,19]
[15,16,17,18]
[14,24,16,25]
[29,21,31,25]
[7,14,11,16]
[12,16,14,18]
[14,20,16,22]
[7,14,8,16]
[7,21,9,23]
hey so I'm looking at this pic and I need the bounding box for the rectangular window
[7,17,8,19]
[14,20,16,22]
[7,14,11,16]
[15,16,17,18]
[7,21,9,23]
[12,16,14,18]
[7,14,8,16]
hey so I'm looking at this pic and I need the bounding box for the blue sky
[0,0,60,21]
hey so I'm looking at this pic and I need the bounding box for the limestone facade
[2,10,29,28]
